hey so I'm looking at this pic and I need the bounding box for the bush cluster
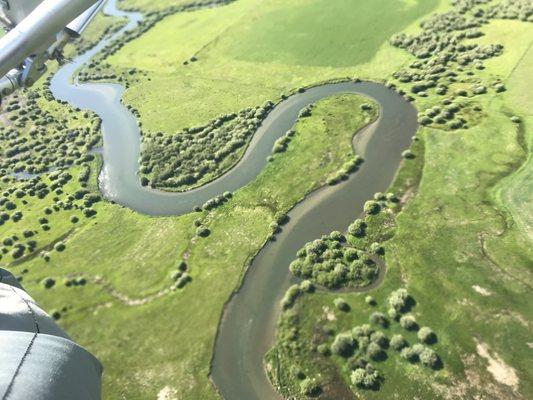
[138,102,274,190]
[0,90,101,176]
[387,0,525,130]
[350,364,381,389]
[289,233,378,289]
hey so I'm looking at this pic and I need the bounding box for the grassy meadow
[107,0,439,133]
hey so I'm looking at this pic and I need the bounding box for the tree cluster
[138,102,274,190]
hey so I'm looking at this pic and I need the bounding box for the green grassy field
[107,0,438,133]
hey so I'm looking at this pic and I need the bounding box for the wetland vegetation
[0,0,531,399]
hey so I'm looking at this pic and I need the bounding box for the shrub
[331,333,356,357]
[370,331,389,348]
[317,343,330,356]
[299,280,314,293]
[400,346,418,362]
[388,288,411,312]
[390,334,408,351]
[365,295,376,306]
[196,226,210,237]
[388,307,399,320]
[299,378,320,396]
[290,365,306,380]
[281,284,301,309]
[412,343,426,355]
[50,309,61,320]
[363,201,380,215]
[11,246,24,259]
[54,242,66,252]
[350,365,380,389]
[176,274,190,288]
[417,327,436,344]
[472,85,487,95]
[333,297,350,312]
[419,347,441,369]
[401,149,415,159]
[369,312,388,327]
[42,277,55,289]
[75,277,87,286]
[400,315,418,331]
[352,324,374,338]
[369,242,384,255]
[70,215,79,223]
[367,342,384,360]
[344,248,359,262]
[169,270,182,281]
[348,219,366,237]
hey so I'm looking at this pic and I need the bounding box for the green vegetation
[139,101,275,191]
[91,0,439,155]
[2,93,375,399]
[266,0,533,398]
[1,0,531,398]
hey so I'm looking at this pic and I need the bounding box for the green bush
[369,312,388,327]
[400,315,418,331]
[370,331,388,348]
[365,295,376,306]
[366,342,384,361]
[363,201,380,215]
[390,334,408,351]
[417,326,437,344]
[419,347,441,369]
[352,324,374,338]
[42,277,55,289]
[317,343,330,356]
[348,219,367,237]
[388,288,411,312]
[196,226,210,237]
[333,297,350,312]
[299,378,321,396]
[350,364,380,389]
[400,346,418,362]
[331,333,356,357]
[54,242,66,252]
[281,284,301,310]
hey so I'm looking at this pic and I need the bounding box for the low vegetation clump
[272,284,444,397]
[351,364,381,389]
[0,89,102,176]
[289,233,379,289]
[388,0,529,131]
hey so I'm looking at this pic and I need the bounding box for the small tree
[419,347,441,369]
[367,342,384,361]
[333,297,350,312]
[370,331,388,348]
[331,333,356,357]
[417,326,437,344]
[390,334,408,351]
[400,346,418,363]
[388,288,411,312]
[369,312,388,327]
[400,315,418,331]
[300,378,320,396]
[365,295,376,306]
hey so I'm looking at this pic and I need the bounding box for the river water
[49,1,418,399]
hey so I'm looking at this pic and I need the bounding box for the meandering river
[50,1,418,399]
